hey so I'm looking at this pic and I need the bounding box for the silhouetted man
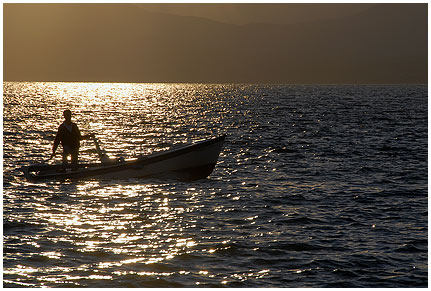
[50,109,93,165]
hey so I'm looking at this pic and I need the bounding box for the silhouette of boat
[22,134,226,181]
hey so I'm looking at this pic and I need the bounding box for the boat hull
[22,135,226,181]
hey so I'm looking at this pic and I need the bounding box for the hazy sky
[3,3,427,84]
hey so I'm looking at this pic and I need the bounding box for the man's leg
[71,148,79,168]
[62,146,72,166]
[62,151,69,165]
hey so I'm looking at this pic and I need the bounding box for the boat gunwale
[23,134,226,180]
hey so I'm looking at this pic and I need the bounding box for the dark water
[3,82,428,287]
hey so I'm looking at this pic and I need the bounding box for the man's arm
[50,128,61,159]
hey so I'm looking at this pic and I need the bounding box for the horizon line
[3,80,428,86]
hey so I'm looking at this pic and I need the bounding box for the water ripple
[3,83,427,287]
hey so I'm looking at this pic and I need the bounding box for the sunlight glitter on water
[4,82,428,287]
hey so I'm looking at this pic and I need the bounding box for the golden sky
[3,3,427,84]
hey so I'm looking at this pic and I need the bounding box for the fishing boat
[22,134,226,181]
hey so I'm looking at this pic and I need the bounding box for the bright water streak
[3,82,428,287]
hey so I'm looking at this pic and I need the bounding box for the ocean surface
[3,82,428,287]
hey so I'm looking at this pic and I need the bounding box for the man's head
[63,109,72,122]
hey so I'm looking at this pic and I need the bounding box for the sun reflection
[45,82,140,106]
[137,271,174,277]
[63,215,82,226]
[112,234,142,244]
[145,257,165,264]
[4,82,294,287]
[175,238,196,247]
[88,274,112,280]
[41,251,62,259]
[7,147,219,287]
[4,265,39,274]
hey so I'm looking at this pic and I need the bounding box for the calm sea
[3,82,428,287]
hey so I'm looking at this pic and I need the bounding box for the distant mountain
[3,3,427,83]
[136,3,375,26]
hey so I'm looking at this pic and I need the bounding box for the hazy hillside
[136,3,375,25]
[3,4,427,83]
